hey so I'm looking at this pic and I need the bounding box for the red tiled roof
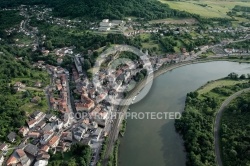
[7,156,18,166]
[16,149,26,158]
[48,136,59,147]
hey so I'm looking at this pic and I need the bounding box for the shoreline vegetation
[175,75,250,165]
[114,56,250,165]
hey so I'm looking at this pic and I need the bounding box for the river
[118,61,250,166]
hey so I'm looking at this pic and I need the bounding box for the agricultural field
[197,79,248,95]
[159,0,250,18]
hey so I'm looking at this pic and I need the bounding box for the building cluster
[1,110,69,166]
[98,19,125,32]
[224,48,250,54]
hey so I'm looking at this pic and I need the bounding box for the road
[65,70,76,126]
[214,88,250,166]
[194,35,250,57]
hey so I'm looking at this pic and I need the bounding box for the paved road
[214,88,250,166]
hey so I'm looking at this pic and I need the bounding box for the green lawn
[159,0,250,18]
[18,89,48,113]
[12,71,50,87]
[197,79,248,95]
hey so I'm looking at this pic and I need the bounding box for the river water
[118,61,250,166]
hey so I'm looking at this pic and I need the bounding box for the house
[24,143,38,156]
[13,82,26,91]
[45,114,57,122]
[92,128,103,142]
[40,145,50,153]
[56,121,64,130]
[0,143,8,151]
[48,136,60,148]
[27,112,45,129]
[57,58,63,64]
[61,75,67,87]
[57,68,65,75]
[42,50,50,56]
[111,20,124,26]
[81,138,91,146]
[36,152,50,160]
[14,82,26,88]
[19,127,29,137]
[63,114,70,128]
[28,132,41,138]
[34,81,42,87]
[16,149,31,166]
[7,132,16,143]
[40,132,54,145]
[31,96,41,103]
[61,132,73,142]
[6,156,18,166]
[181,48,187,53]
[56,83,62,91]
[224,48,233,54]
[0,154,4,166]
[32,111,44,120]
[34,160,48,166]
[75,94,95,111]
[102,19,109,23]
[73,127,86,142]
[42,123,54,132]
[100,22,111,27]
[27,119,37,128]
[90,106,102,118]
[96,92,107,103]
[98,27,110,31]
[37,121,46,130]
[57,142,71,152]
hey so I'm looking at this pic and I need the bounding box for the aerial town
[1,2,250,166]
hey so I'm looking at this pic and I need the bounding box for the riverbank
[175,76,250,165]
[107,57,250,165]
[123,57,250,112]
[118,61,250,166]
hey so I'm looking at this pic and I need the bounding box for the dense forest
[175,78,250,166]
[0,10,23,38]
[220,92,250,166]
[0,0,191,20]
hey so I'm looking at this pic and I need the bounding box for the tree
[93,51,99,58]
[240,74,246,79]
[65,158,77,166]
[83,59,91,70]
[44,40,53,50]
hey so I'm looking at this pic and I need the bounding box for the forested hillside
[0,0,191,20]
[220,92,250,166]
[175,79,250,166]
[0,44,49,141]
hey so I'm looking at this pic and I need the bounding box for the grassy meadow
[159,0,250,18]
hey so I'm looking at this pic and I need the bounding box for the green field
[197,79,248,95]
[159,0,250,18]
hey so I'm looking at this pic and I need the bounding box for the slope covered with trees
[175,77,250,166]
[220,92,250,166]
[0,0,191,20]
[0,44,49,141]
